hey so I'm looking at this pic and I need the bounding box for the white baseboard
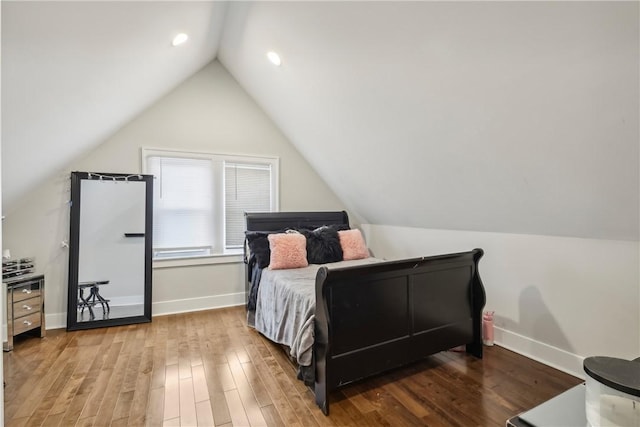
[45,312,67,330]
[44,292,246,330]
[152,292,245,316]
[494,326,585,379]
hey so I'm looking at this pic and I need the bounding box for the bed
[244,211,486,415]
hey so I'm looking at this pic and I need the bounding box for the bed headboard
[244,211,349,232]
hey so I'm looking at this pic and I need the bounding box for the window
[142,148,278,260]
[224,162,272,248]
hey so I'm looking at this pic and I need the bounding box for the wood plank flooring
[4,306,582,426]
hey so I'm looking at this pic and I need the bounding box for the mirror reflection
[67,172,153,330]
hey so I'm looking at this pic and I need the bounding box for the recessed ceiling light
[267,51,282,66]
[172,33,189,47]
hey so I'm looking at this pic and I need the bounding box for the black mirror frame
[66,171,153,331]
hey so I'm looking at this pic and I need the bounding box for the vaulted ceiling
[2,1,227,210]
[3,1,638,240]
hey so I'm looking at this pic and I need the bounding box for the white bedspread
[254,257,381,366]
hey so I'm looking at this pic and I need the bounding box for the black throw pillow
[298,226,344,264]
[245,231,274,269]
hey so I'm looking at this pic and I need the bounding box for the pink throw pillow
[268,233,308,270]
[338,229,369,260]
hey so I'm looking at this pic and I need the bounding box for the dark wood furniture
[244,211,486,415]
[4,274,45,351]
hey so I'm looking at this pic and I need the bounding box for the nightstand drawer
[12,282,42,303]
[13,312,41,335]
[13,296,41,318]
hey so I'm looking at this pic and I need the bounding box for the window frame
[141,147,279,266]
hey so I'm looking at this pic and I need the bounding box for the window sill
[152,252,244,269]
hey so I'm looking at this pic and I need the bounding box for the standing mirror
[67,171,153,331]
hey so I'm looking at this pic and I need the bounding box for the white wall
[2,60,347,328]
[362,224,640,378]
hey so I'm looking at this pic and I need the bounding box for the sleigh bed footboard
[314,248,485,415]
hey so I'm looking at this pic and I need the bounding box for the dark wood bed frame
[244,211,486,415]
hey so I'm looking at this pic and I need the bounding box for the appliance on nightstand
[506,357,640,427]
[584,356,640,427]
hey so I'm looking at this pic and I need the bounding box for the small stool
[78,280,110,320]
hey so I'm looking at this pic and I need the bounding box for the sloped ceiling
[218,1,639,240]
[3,1,638,241]
[1,0,227,211]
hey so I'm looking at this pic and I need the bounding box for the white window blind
[142,148,279,260]
[225,162,272,248]
[147,156,215,254]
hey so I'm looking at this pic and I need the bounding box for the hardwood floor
[4,306,582,426]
